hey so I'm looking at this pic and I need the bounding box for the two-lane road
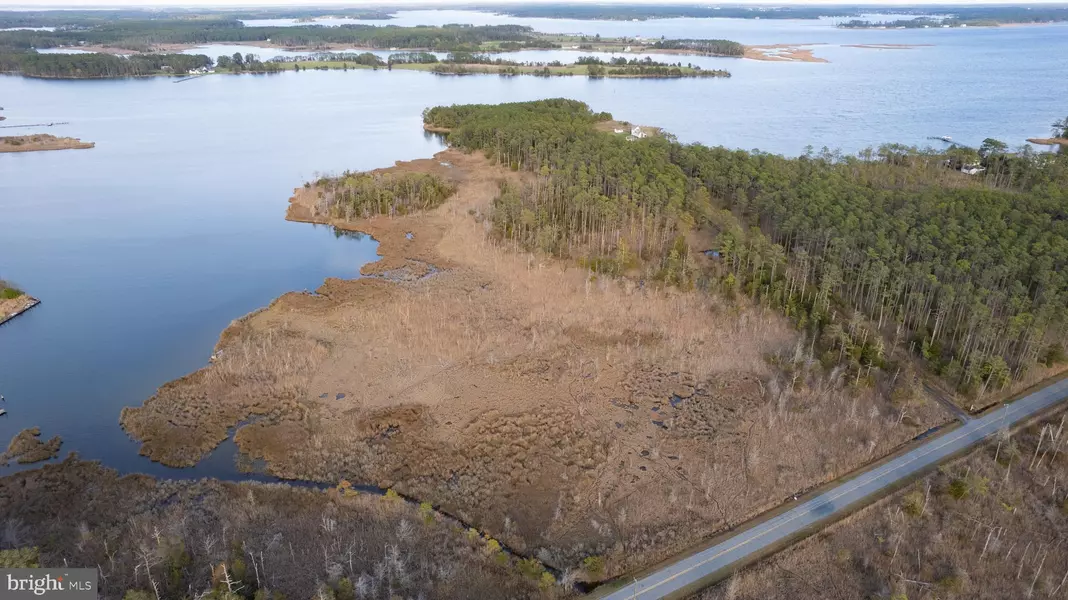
[596,377,1068,600]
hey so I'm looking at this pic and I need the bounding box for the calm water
[2,13,1067,479]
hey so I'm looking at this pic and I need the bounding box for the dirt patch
[0,134,94,153]
[2,427,61,465]
[0,294,39,325]
[120,146,942,577]
[744,44,829,63]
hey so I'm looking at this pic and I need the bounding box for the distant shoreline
[44,39,817,65]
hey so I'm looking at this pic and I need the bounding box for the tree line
[0,51,211,78]
[0,19,547,53]
[423,99,1068,396]
[649,39,745,57]
[215,52,284,73]
[578,56,729,78]
[309,171,457,220]
[839,7,1068,28]
[0,8,392,30]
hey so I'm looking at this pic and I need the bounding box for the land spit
[0,294,40,326]
[1028,137,1068,146]
[743,43,829,63]
[119,145,945,579]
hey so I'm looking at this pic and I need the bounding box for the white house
[631,126,646,139]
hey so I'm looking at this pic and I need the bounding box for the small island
[1,427,62,465]
[0,134,94,153]
[0,282,40,326]
[1,133,94,152]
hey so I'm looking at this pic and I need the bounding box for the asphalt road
[596,376,1068,600]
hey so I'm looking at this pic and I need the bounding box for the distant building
[631,126,647,139]
[961,164,986,175]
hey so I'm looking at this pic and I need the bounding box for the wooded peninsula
[422,100,1068,397]
[0,48,730,79]
[99,98,1066,600]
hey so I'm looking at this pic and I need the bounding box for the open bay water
[1,13,1066,479]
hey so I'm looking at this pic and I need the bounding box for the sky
[2,0,1066,8]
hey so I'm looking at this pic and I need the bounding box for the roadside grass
[701,414,1068,600]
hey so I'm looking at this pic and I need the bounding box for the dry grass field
[0,458,544,599]
[697,413,1068,600]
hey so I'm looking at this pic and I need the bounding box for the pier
[0,122,70,130]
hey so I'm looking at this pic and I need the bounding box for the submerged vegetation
[424,99,1068,396]
[311,171,457,220]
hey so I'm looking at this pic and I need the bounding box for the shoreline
[0,295,40,326]
[41,40,823,65]
[117,128,941,580]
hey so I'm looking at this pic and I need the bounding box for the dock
[0,122,70,130]
[0,296,41,327]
